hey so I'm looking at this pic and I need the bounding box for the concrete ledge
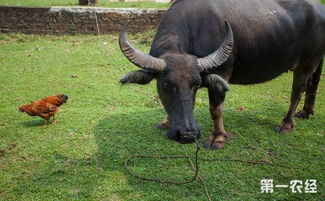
[0,6,167,34]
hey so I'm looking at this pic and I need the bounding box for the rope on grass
[181,143,212,201]
[124,140,201,185]
[125,140,325,201]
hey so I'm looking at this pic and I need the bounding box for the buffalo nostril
[176,130,181,137]
[180,131,197,143]
[183,131,195,137]
[167,128,199,144]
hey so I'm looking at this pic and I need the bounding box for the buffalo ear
[120,70,155,85]
[204,74,229,92]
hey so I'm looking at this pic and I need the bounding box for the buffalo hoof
[156,119,169,130]
[156,124,167,130]
[275,122,293,133]
[295,109,313,119]
[204,131,235,150]
[204,135,226,150]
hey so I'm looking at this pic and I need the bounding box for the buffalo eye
[190,84,200,91]
[163,81,177,93]
[190,80,202,90]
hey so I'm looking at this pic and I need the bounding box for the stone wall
[0,6,167,34]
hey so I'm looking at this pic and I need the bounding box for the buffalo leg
[277,60,321,133]
[205,89,233,149]
[295,59,323,119]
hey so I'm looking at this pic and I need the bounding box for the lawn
[0,31,324,201]
[0,0,170,8]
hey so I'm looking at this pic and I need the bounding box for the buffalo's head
[119,21,233,144]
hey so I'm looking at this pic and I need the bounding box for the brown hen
[18,94,68,124]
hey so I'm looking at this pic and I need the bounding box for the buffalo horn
[119,25,166,72]
[197,20,234,72]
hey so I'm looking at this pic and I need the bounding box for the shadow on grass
[20,119,45,127]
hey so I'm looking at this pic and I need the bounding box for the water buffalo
[119,0,325,149]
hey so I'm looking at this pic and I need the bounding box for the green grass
[0,0,170,8]
[0,32,324,201]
